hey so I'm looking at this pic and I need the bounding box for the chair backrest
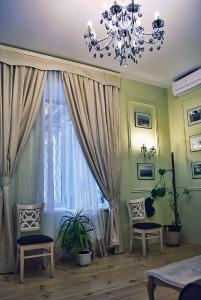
[16,203,44,238]
[127,198,146,225]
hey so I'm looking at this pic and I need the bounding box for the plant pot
[164,231,181,247]
[77,250,92,266]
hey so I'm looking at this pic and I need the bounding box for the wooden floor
[1,243,201,300]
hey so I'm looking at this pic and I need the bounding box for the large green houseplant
[57,210,94,266]
[146,152,189,246]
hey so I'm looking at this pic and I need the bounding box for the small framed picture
[191,161,201,179]
[187,106,201,126]
[135,112,152,129]
[137,163,155,180]
[189,134,201,152]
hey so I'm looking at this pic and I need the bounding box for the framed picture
[135,112,152,129]
[187,106,201,126]
[137,163,155,180]
[189,134,201,152]
[191,161,201,179]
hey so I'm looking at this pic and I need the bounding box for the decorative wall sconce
[140,144,157,159]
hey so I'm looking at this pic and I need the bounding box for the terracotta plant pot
[164,231,181,246]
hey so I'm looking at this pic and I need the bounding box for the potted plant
[145,152,189,246]
[57,210,94,266]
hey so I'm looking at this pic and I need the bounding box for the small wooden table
[146,255,201,300]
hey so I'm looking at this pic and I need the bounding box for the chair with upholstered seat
[179,279,201,300]
[127,198,163,257]
[15,203,54,283]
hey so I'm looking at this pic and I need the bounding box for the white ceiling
[0,0,201,87]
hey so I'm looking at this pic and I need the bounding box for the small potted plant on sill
[146,152,190,246]
[57,209,94,266]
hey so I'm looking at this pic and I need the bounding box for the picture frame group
[187,105,201,126]
[137,163,155,180]
[135,112,152,129]
[191,161,201,179]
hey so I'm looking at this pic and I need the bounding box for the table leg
[147,276,157,300]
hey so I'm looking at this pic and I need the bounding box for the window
[43,72,108,211]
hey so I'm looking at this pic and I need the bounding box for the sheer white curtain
[43,71,108,252]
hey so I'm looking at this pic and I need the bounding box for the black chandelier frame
[84,0,165,66]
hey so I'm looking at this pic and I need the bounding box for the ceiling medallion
[84,0,165,66]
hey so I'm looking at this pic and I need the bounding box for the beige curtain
[0,63,47,273]
[62,72,123,253]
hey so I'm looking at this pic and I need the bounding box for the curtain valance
[0,46,121,88]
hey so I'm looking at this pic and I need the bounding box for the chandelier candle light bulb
[93,31,96,40]
[87,21,93,29]
[103,2,109,11]
[117,41,122,48]
[154,11,160,20]
[84,1,165,66]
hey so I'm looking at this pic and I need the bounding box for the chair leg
[160,228,164,254]
[142,232,147,257]
[146,239,148,253]
[41,249,47,270]
[129,229,133,253]
[15,246,19,273]
[50,243,54,278]
[20,247,24,284]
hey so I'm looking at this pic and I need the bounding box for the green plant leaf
[151,188,158,199]
[157,187,166,197]
[159,169,166,176]
[183,188,190,195]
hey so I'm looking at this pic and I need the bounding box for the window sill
[47,206,109,215]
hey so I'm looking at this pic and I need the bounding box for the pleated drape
[0,63,47,273]
[62,72,123,253]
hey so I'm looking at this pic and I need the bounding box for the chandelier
[84,1,165,66]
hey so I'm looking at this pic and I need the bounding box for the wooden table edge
[147,275,182,300]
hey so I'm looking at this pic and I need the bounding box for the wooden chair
[127,198,163,257]
[15,203,54,283]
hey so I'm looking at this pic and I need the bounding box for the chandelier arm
[143,31,159,36]
[96,35,113,43]
[96,36,116,52]
[143,31,163,37]
[142,39,161,45]
[133,31,163,44]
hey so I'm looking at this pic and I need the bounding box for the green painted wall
[119,76,201,249]
[119,77,172,249]
[167,87,201,245]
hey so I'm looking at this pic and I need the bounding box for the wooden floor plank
[1,243,201,300]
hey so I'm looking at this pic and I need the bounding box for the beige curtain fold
[0,63,47,273]
[62,72,123,253]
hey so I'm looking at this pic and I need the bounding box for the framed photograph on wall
[189,134,201,152]
[187,106,201,126]
[137,163,155,180]
[135,112,152,129]
[191,161,201,179]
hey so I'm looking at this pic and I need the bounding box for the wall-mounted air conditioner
[172,68,201,97]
